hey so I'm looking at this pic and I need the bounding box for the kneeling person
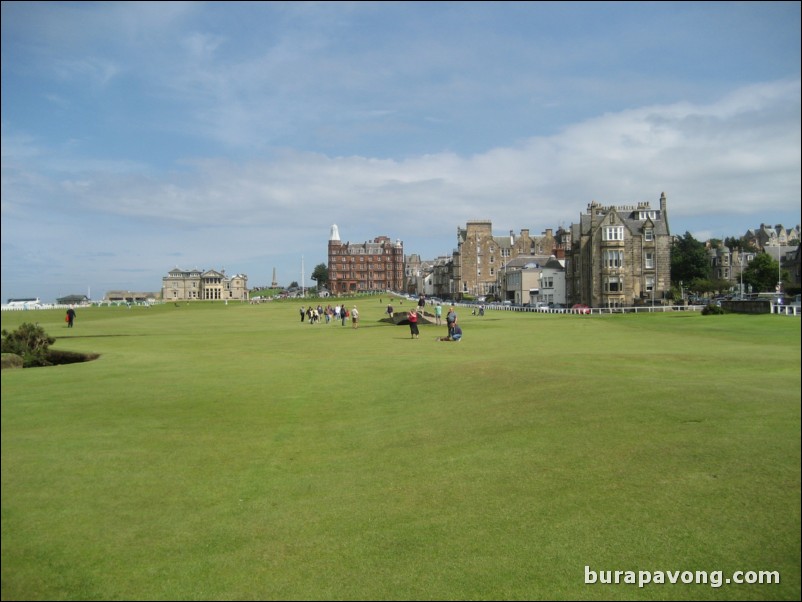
[438,324,462,342]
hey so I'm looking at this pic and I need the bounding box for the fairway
[2,300,800,601]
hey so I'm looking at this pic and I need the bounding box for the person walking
[66,307,76,328]
[435,302,442,325]
[351,305,359,328]
[408,307,420,339]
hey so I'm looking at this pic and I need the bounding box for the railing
[465,303,704,315]
[771,303,801,317]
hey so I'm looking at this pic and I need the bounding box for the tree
[1,322,55,367]
[723,236,758,253]
[743,252,788,293]
[311,263,329,290]
[671,232,709,286]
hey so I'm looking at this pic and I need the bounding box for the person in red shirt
[408,308,420,339]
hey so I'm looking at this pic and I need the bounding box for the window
[603,226,624,241]
[645,276,654,292]
[644,228,654,242]
[605,250,624,268]
[604,276,622,292]
[645,252,654,269]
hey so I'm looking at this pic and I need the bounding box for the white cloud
[2,0,799,303]
[7,79,799,237]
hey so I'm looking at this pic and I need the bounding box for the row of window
[332,248,400,255]
[169,281,235,289]
[603,275,655,293]
[603,250,656,269]
[602,226,654,241]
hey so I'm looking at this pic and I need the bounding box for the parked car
[571,303,591,314]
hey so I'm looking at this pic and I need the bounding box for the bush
[0,323,55,367]
[701,303,726,315]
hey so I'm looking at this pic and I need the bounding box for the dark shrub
[48,349,99,365]
[702,304,725,315]
[1,323,55,367]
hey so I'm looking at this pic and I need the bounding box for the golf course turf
[2,298,800,600]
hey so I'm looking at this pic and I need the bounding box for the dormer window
[603,226,624,241]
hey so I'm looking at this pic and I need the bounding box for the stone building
[103,291,157,303]
[452,221,557,299]
[161,267,248,301]
[567,192,672,307]
[744,224,800,250]
[405,254,423,295]
[430,256,455,299]
[327,225,405,294]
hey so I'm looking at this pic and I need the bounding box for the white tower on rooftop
[330,224,340,241]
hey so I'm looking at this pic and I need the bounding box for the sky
[2,1,800,303]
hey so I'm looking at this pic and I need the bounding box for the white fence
[464,303,705,315]
[771,303,801,317]
[1,303,56,312]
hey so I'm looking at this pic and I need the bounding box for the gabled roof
[504,255,552,269]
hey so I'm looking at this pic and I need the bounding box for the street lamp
[775,246,782,294]
[737,251,744,299]
[771,245,783,308]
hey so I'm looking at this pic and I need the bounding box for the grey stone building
[452,221,557,299]
[162,267,248,301]
[744,224,800,250]
[567,192,672,307]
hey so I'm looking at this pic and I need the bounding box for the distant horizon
[4,217,799,306]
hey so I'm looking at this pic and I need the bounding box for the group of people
[301,298,462,340]
[407,297,462,341]
[299,304,359,328]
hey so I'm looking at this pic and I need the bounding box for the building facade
[161,267,248,301]
[539,256,567,306]
[452,221,557,299]
[327,225,405,294]
[567,192,672,307]
[744,224,800,250]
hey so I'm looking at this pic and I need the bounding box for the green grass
[2,300,800,601]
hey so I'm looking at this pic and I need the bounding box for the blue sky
[2,1,800,303]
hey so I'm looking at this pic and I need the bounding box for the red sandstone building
[327,225,405,294]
